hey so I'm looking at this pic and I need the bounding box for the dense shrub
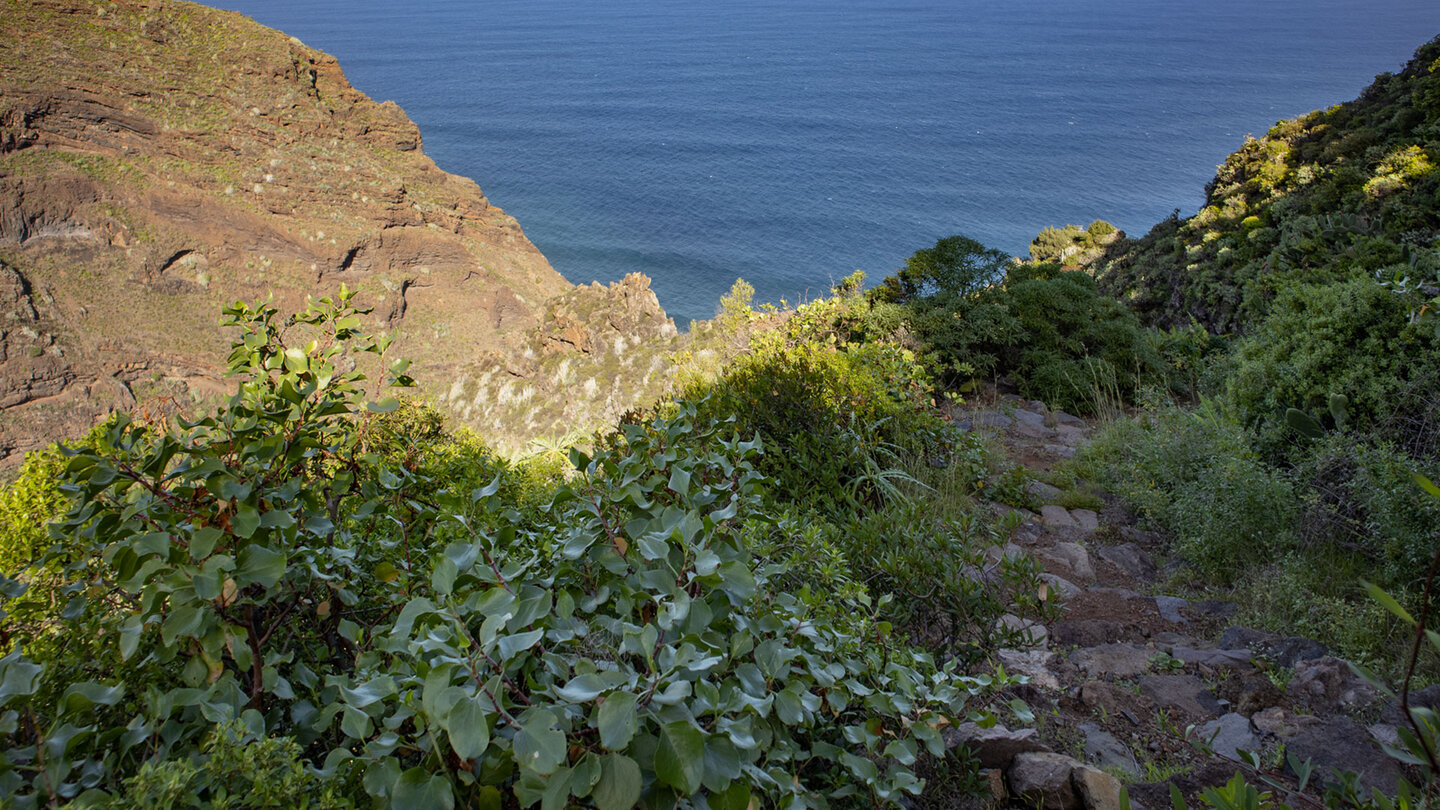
[0,294,1024,808]
[684,329,950,514]
[870,237,1166,413]
[1223,278,1440,456]
[1073,402,1297,584]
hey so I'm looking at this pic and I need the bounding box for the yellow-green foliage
[685,325,946,514]
[1364,144,1436,197]
[0,448,66,579]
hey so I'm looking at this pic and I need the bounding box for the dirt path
[942,393,1417,810]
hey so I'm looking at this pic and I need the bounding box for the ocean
[210,0,1440,325]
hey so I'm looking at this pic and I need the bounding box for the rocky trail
[939,394,1426,810]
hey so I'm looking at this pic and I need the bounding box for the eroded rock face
[0,0,575,461]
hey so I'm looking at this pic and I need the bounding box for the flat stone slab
[1041,573,1083,600]
[974,411,1013,429]
[997,648,1062,691]
[997,613,1049,648]
[1170,647,1253,669]
[1286,716,1404,796]
[1070,508,1100,532]
[1072,643,1153,678]
[1198,713,1260,760]
[1079,722,1140,776]
[1139,674,1222,719]
[1041,504,1080,528]
[1026,480,1064,503]
[946,722,1050,769]
[1043,542,1096,583]
[1153,596,1188,624]
[1096,543,1157,581]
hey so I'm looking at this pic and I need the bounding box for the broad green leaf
[190,527,224,560]
[367,397,401,413]
[342,676,396,708]
[391,598,436,639]
[444,695,491,760]
[515,712,567,775]
[232,504,261,539]
[117,614,144,661]
[498,629,545,659]
[0,654,44,703]
[710,781,752,810]
[593,754,642,810]
[541,767,575,810]
[161,604,206,646]
[774,689,804,725]
[392,766,455,810]
[596,692,639,750]
[655,721,705,795]
[668,467,691,498]
[556,673,608,703]
[432,557,458,596]
[133,532,170,558]
[60,681,125,716]
[238,545,287,589]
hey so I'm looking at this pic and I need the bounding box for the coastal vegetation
[1,8,1439,809]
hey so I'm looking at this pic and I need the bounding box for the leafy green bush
[870,236,1166,412]
[99,722,355,809]
[0,293,1021,808]
[1223,278,1440,456]
[684,331,950,514]
[828,500,1050,662]
[1072,402,1298,583]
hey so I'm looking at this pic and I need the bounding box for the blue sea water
[211,0,1440,325]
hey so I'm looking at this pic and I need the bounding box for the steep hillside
[0,0,676,461]
[1096,36,1440,335]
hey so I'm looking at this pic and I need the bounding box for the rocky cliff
[0,0,683,462]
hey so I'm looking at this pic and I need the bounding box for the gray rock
[1250,707,1323,739]
[1139,674,1221,719]
[1287,656,1379,713]
[1096,543,1157,581]
[1053,620,1139,647]
[1072,643,1154,678]
[946,722,1051,769]
[1037,541,1096,584]
[974,411,1013,429]
[1013,415,1060,440]
[1219,627,1328,668]
[1197,713,1260,760]
[1070,509,1100,533]
[1009,752,1081,810]
[1041,504,1080,529]
[1072,765,1125,810]
[1053,410,1088,428]
[1027,480,1064,503]
[1118,526,1162,546]
[1382,684,1440,725]
[1041,573,1083,600]
[997,614,1049,648]
[1056,424,1092,447]
[1369,723,1400,749]
[984,543,1027,564]
[1079,723,1141,776]
[1285,715,1405,795]
[1044,444,1078,459]
[1170,647,1252,669]
[1153,596,1188,624]
[997,648,1062,691]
